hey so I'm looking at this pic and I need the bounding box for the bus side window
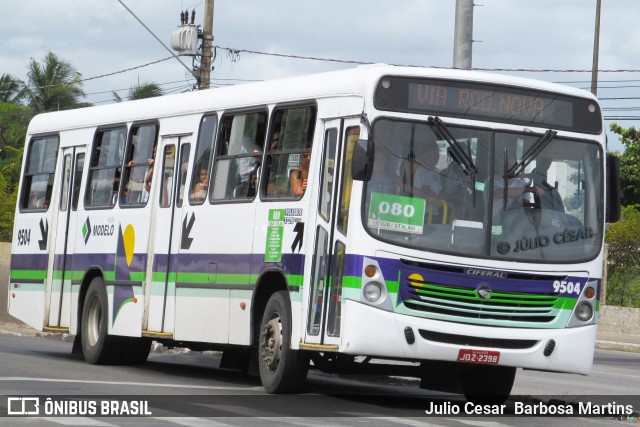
[189,114,217,205]
[20,136,59,211]
[337,126,360,233]
[120,124,158,206]
[72,154,85,211]
[211,111,267,201]
[85,127,126,208]
[177,144,191,207]
[160,145,176,208]
[264,106,316,198]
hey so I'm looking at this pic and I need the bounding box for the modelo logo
[93,224,115,236]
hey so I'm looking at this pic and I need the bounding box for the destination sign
[374,76,602,134]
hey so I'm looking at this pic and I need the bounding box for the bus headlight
[363,282,382,302]
[575,302,593,321]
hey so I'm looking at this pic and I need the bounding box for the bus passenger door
[304,118,360,346]
[144,135,190,334]
[48,146,85,328]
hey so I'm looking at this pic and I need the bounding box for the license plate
[457,349,500,364]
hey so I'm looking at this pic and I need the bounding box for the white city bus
[8,65,620,402]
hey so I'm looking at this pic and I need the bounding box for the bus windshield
[363,118,603,263]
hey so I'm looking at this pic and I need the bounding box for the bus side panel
[8,255,46,331]
[9,216,51,331]
[253,200,310,350]
[229,289,251,345]
[173,204,255,343]
[75,211,149,338]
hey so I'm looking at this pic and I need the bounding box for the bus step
[142,331,174,338]
[43,326,69,333]
[299,342,339,352]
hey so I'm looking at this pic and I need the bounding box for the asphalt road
[0,334,638,426]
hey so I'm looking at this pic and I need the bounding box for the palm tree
[21,51,90,112]
[0,73,24,104]
[112,81,163,102]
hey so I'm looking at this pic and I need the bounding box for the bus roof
[27,64,597,135]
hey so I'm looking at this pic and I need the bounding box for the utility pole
[453,0,474,68]
[591,0,602,96]
[199,0,214,90]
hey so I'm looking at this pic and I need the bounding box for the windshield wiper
[428,116,478,205]
[506,129,557,179]
[428,116,478,176]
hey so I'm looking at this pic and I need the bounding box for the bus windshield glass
[363,118,603,263]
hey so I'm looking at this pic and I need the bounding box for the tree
[0,73,24,104]
[0,173,18,241]
[0,102,30,176]
[605,206,640,307]
[21,51,91,112]
[610,123,640,206]
[112,81,163,102]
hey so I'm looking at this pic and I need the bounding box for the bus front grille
[402,278,560,324]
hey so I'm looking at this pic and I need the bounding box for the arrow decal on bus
[181,212,195,250]
[291,222,304,253]
[38,218,48,250]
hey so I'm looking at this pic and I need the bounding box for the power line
[211,44,640,73]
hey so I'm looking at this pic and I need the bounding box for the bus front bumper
[341,299,596,375]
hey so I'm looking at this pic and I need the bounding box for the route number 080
[378,202,415,218]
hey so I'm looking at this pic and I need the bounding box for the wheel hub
[261,317,282,372]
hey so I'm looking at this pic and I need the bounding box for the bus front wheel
[258,290,309,393]
[81,277,120,364]
[461,364,516,405]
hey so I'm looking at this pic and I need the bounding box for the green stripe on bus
[9,270,46,280]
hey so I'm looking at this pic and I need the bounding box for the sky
[1,0,638,153]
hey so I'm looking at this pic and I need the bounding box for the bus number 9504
[553,280,581,295]
[17,229,30,246]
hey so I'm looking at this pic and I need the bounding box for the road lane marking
[0,377,262,391]
[590,370,640,379]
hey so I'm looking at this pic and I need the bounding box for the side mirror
[606,153,621,223]
[352,139,375,181]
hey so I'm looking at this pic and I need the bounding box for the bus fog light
[575,302,593,321]
[363,282,382,302]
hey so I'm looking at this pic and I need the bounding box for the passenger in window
[490,153,542,223]
[128,144,156,203]
[410,140,442,198]
[270,131,281,151]
[30,190,44,209]
[531,156,565,212]
[191,167,209,202]
[290,150,311,196]
[122,183,132,204]
[247,149,262,197]
[144,144,156,185]
[369,152,400,195]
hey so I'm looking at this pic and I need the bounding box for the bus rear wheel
[258,290,309,393]
[81,277,121,364]
[461,364,516,405]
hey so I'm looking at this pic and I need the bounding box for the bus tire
[80,277,120,365]
[258,290,309,393]
[461,364,516,405]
